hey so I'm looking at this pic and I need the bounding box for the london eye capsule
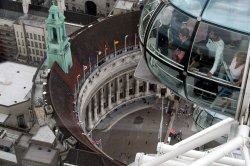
[138,0,250,119]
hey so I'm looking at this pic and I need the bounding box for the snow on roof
[0,150,17,163]
[0,62,36,106]
[0,112,9,123]
[115,0,134,10]
[31,125,56,145]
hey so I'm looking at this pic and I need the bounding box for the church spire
[46,2,72,73]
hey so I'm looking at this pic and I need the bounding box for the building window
[38,35,41,41]
[106,3,110,8]
[18,39,20,45]
[42,36,45,41]
[16,32,19,37]
[26,32,29,38]
[39,43,42,49]
[22,40,24,46]
[36,50,39,55]
[120,92,124,99]
[21,33,23,38]
[34,34,37,40]
[32,49,35,54]
[129,89,134,95]
[23,48,25,54]
[43,44,46,49]
[30,33,33,39]
[35,42,38,48]
[27,40,30,46]
[31,41,34,47]
[40,51,43,56]
[17,114,27,129]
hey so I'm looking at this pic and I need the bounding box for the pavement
[92,97,196,165]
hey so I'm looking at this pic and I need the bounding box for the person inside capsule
[188,43,213,96]
[206,28,225,78]
[172,27,190,65]
[218,51,246,108]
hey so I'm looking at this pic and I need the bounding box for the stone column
[125,73,130,100]
[135,79,140,97]
[156,84,161,98]
[116,77,121,104]
[145,82,149,95]
[100,88,105,115]
[93,95,98,122]
[87,102,93,129]
[108,82,112,109]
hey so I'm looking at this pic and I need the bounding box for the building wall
[65,0,116,16]
[15,145,28,166]
[0,18,18,60]
[0,101,32,130]
[13,23,47,64]
[0,159,17,166]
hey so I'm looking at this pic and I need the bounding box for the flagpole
[89,57,91,73]
[105,45,107,57]
[114,40,116,56]
[124,35,128,52]
[135,33,137,47]
[84,68,85,80]
[97,53,99,67]
[83,65,87,81]
[96,54,98,67]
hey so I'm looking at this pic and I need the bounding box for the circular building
[44,7,169,165]
[139,0,250,119]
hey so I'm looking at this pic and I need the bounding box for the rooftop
[16,14,46,28]
[0,9,22,20]
[115,1,134,10]
[23,144,57,164]
[0,62,36,106]
[17,134,31,148]
[31,125,56,145]
[0,151,17,163]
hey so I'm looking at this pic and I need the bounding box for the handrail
[188,70,241,89]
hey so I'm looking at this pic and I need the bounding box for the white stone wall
[0,101,32,130]
[77,51,161,131]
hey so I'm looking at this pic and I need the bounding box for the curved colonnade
[47,11,164,165]
[77,50,162,131]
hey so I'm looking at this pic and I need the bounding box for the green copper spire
[46,1,72,74]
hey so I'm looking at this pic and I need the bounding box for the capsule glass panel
[187,75,240,116]
[139,0,160,43]
[146,5,196,66]
[186,22,249,116]
[203,0,250,34]
[146,5,197,96]
[170,0,207,17]
[146,52,185,97]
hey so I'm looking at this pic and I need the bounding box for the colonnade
[86,71,160,130]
